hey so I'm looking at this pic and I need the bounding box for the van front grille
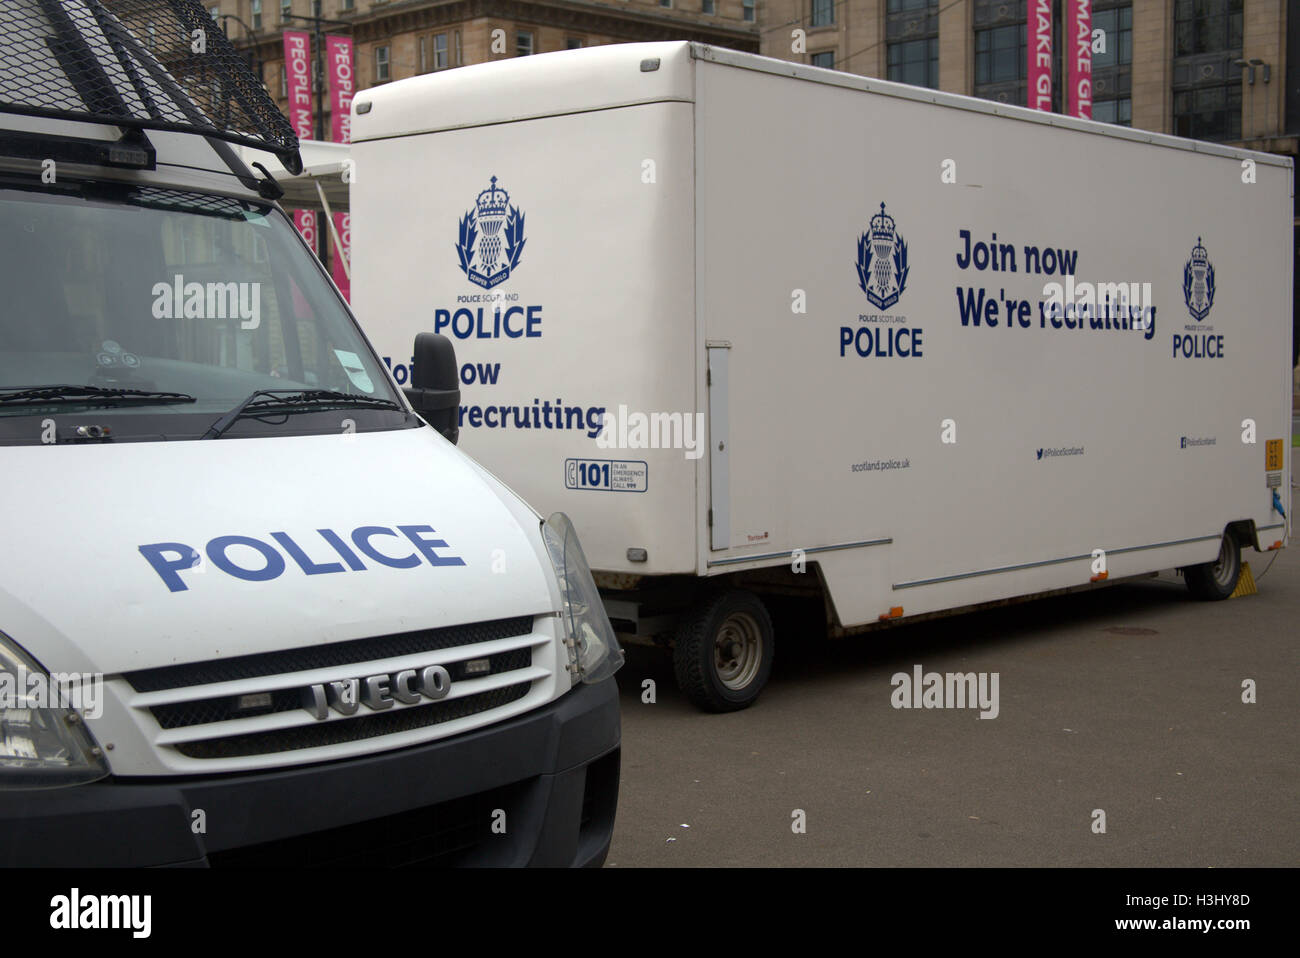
[121,616,553,764]
[176,682,532,759]
[150,649,533,730]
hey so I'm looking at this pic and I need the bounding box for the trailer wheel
[1184,533,1241,601]
[673,590,774,712]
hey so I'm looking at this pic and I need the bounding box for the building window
[887,0,938,89]
[973,0,1027,107]
[1172,0,1243,140]
[702,0,715,13]
[975,24,1025,85]
[811,51,835,69]
[434,33,448,69]
[1174,0,1243,57]
[517,31,533,57]
[311,0,321,18]
[660,0,671,7]
[209,5,219,22]
[418,36,428,73]
[811,0,834,27]
[566,37,585,49]
[1091,98,1131,125]
[743,0,755,22]
[1091,2,1132,125]
[250,0,262,30]
[1174,84,1241,140]
[280,66,287,97]
[341,0,354,9]
[1092,5,1132,69]
[375,45,390,82]
[888,37,938,89]
[454,30,462,66]
[280,0,291,24]
[972,1,1027,103]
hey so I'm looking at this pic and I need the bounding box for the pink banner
[291,210,318,317]
[1029,0,1053,112]
[1067,0,1092,119]
[331,212,351,302]
[283,31,313,139]
[293,209,318,252]
[326,36,354,144]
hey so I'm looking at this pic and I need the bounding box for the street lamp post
[1231,58,1271,142]
[1232,58,1254,140]
[1249,59,1270,140]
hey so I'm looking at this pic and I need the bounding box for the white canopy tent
[237,139,352,279]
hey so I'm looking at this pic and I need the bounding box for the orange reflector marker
[1090,571,1109,582]
[878,606,904,621]
[1268,540,1283,551]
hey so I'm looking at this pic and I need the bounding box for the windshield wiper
[202,389,404,440]
[0,384,197,406]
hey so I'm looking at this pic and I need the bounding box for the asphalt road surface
[606,489,1299,867]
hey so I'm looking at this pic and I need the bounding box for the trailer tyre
[673,590,774,712]
[1184,533,1241,601]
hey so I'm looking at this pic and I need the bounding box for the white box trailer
[351,41,1293,711]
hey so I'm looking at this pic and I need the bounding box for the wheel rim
[1209,536,1237,588]
[714,611,763,691]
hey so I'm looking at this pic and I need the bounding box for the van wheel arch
[1224,519,1261,552]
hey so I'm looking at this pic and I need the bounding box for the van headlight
[541,513,624,684]
[0,633,109,789]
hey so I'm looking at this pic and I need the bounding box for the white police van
[0,0,620,866]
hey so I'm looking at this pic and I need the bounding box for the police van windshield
[0,180,407,443]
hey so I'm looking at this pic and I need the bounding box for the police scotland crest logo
[857,202,910,310]
[1173,235,1224,359]
[841,200,923,361]
[1182,236,1215,322]
[456,175,527,289]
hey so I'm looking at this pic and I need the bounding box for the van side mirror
[403,332,460,444]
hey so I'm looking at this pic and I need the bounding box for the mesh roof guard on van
[0,0,301,173]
